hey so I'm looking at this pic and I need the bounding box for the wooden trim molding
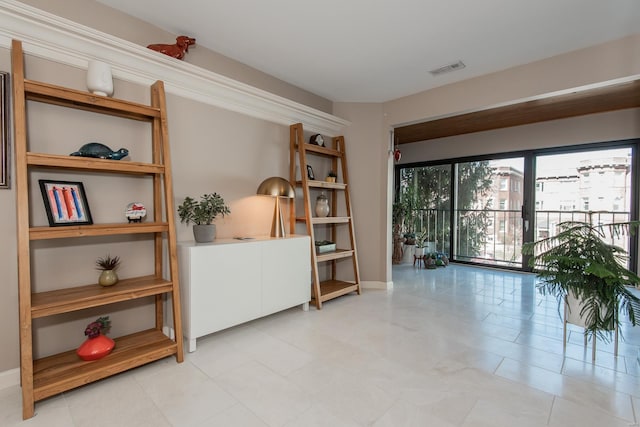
[0,0,349,136]
[395,79,640,144]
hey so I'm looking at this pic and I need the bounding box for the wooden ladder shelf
[289,123,361,309]
[11,39,184,419]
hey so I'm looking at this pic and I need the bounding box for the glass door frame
[395,138,640,273]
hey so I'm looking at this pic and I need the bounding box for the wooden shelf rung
[311,216,351,225]
[33,329,177,401]
[300,180,347,190]
[31,275,173,318]
[317,280,359,302]
[296,143,342,157]
[316,249,354,262]
[24,79,160,121]
[26,152,165,174]
[29,222,169,240]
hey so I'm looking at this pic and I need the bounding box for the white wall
[332,103,390,285]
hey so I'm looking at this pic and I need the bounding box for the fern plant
[522,218,640,341]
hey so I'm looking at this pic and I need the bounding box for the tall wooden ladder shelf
[11,40,184,419]
[289,123,361,309]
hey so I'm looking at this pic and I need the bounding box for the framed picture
[0,72,9,189]
[39,180,93,226]
[306,165,315,180]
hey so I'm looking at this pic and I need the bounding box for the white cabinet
[178,235,311,352]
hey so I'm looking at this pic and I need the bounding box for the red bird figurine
[147,36,196,60]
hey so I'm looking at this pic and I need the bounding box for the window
[499,199,506,210]
[583,198,589,210]
[560,200,575,211]
[499,179,508,190]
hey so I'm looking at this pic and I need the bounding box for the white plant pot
[414,247,425,257]
[402,244,415,264]
[565,291,612,329]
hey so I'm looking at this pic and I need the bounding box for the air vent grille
[429,60,466,76]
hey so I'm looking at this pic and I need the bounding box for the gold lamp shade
[256,177,295,238]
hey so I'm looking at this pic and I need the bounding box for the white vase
[315,192,330,217]
[86,60,113,97]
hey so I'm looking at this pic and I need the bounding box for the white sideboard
[178,235,311,352]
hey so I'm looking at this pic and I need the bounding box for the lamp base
[271,196,286,238]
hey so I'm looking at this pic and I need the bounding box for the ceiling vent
[429,60,466,76]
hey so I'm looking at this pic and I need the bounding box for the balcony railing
[407,208,631,268]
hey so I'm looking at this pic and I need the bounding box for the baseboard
[0,368,20,390]
[163,326,175,340]
[362,280,393,290]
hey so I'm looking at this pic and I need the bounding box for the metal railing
[407,208,631,268]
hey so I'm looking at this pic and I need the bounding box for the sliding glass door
[398,164,451,255]
[534,147,633,264]
[454,158,524,267]
[396,139,638,272]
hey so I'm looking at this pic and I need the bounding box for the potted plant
[392,200,410,264]
[76,316,115,361]
[414,230,427,257]
[326,171,337,183]
[178,193,231,243]
[522,218,640,356]
[96,254,120,286]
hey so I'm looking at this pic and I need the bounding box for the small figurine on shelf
[76,316,115,361]
[125,202,147,223]
[96,254,121,287]
[70,142,129,160]
[147,36,196,60]
[326,171,337,183]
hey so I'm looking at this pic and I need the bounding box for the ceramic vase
[76,334,115,361]
[98,270,118,286]
[86,60,114,97]
[315,192,330,217]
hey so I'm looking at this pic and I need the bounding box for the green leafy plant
[522,218,640,341]
[95,255,120,271]
[84,316,111,338]
[177,193,230,226]
[414,230,428,248]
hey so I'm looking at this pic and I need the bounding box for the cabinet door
[190,242,262,336]
[261,236,311,314]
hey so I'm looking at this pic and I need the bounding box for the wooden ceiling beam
[394,80,640,144]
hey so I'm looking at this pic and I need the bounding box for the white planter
[401,244,415,264]
[564,291,618,360]
[565,292,613,329]
[86,60,114,96]
[414,247,425,257]
[424,241,436,253]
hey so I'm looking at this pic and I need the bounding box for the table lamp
[256,177,295,237]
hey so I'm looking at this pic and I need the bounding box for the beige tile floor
[2,263,640,426]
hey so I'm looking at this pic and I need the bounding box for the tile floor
[2,263,640,426]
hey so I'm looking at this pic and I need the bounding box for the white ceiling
[96,0,640,103]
